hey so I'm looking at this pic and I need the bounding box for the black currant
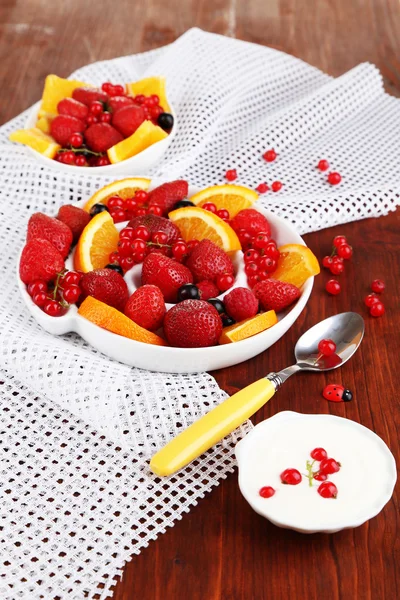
[207,298,225,315]
[177,284,200,302]
[173,200,195,210]
[342,389,353,402]
[157,112,174,131]
[221,314,235,327]
[89,203,109,217]
[105,263,124,276]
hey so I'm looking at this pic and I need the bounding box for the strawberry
[107,95,135,114]
[141,253,193,303]
[253,279,300,312]
[19,238,65,284]
[127,214,180,245]
[147,180,189,216]
[56,204,91,243]
[230,208,272,238]
[80,268,129,312]
[164,300,222,348]
[224,287,259,321]
[112,105,146,137]
[186,240,234,283]
[124,285,165,331]
[57,97,88,121]
[197,280,219,301]
[72,87,108,106]
[27,212,73,258]
[85,123,123,153]
[50,115,86,146]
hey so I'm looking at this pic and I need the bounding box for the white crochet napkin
[0,28,399,600]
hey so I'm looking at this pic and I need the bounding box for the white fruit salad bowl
[18,182,315,374]
[236,412,397,534]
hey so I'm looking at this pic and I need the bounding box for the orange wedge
[107,121,168,164]
[219,310,278,344]
[126,76,171,112]
[272,244,320,288]
[36,116,51,134]
[168,206,241,253]
[190,185,258,218]
[74,211,119,273]
[9,128,60,158]
[78,296,167,346]
[83,177,151,212]
[39,74,90,119]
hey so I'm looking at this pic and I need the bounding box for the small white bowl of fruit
[10,74,175,175]
[17,179,319,373]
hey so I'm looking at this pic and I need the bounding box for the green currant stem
[305,460,316,487]
[60,147,104,157]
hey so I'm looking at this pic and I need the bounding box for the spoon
[150,312,365,476]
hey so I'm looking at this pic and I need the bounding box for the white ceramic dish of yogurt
[236,411,397,534]
[23,100,176,176]
[17,194,313,373]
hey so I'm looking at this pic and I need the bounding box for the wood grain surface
[1,1,399,599]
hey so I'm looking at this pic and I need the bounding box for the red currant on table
[216,273,235,292]
[259,486,275,499]
[135,190,149,204]
[262,149,277,162]
[69,133,83,147]
[322,256,333,269]
[256,182,269,193]
[371,279,385,293]
[310,447,328,461]
[313,472,328,482]
[216,208,230,220]
[329,259,344,275]
[337,243,353,259]
[108,196,124,209]
[333,235,347,248]
[317,481,338,499]
[328,172,342,185]
[317,159,329,171]
[325,279,341,295]
[32,292,48,307]
[271,181,283,192]
[280,468,302,485]
[131,225,150,241]
[318,338,336,356]
[319,458,341,475]
[225,169,237,181]
[63,285,81,304]
[43,299,63,317]
[369,301,385,317]
[253,232,271,249]
[27,279,48,296]
[364,294,379,307]
[202,202,217,213]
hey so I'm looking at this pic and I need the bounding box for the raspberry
[224,287,259,322]
[164,300,222,347]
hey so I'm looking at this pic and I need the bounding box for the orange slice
[78,296,167,346]
[126,76,171,112]
[38,74,90,119]
[168,206,241,253]
[9,128,60,158]
[272,244,320,288]
[190,185,258,218]
[83,177,151,212]
[36,116,51,134]
[219,310,278,344]
[107,121,168,164]
[74,211,119,273]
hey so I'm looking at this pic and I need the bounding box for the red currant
[109,251,120,264]
[332,236,346,249]
[172,241,188,261]
[108,196,124,209]
[328,172,342,185]
[75,156,87,167]
[97,156,110,166]
[202,202,217,213]
[148,205,163,216]
[27,279,48,296]
[254,232,271,249]
[133,250,146,263]
[325,279,341,295]
[259,486,275,499]
[329,260,344,275]
[119,256,135,271]
[101,82,112,93]
[247,274,260,288]
[134,94,145,105]
[258,256,277,273]
[131,239,147,253]
[69,133,83,147]
[322,256,333,268]
[135,190,149,204]
[43,299,63,317]
[100,112,112,123]
[149,105,163,120]
[110,208,127,223]
[318,338,336,356]
[310,447,328,461]
[317,159,329,171]
[63,285,81,304]
[337,243,352,259]
[262,149,277,162]
[131,225,150,241]
[369,301,385,317]
[187,240,200,252]
[118,239,134,257]
[134,207,148,217]
[271,181,283,192]
[216,209,230,220]
[237,229,252,248]
[32,292,47,307]
[256,182,269,193]
[225,169,237,181]
[319,458,341,475]
[152,231,168,245]
[114,85,125,96]
[86,114,99,126]
[364,294,379,307]
[124,198,137,212]
[216,273,235,292]
[317,481,338,499]
[280,468,302,485]
[371,279,385,294]
[63,271,82,286]
[313,472,328,482]
[244,249,260,263]
[244,262,259,276]
[264,242,280,261]
[62,151,75,165]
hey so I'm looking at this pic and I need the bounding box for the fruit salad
[9,75,173,167]
[19,179,320,348]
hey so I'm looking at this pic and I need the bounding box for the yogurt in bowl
[236,411,396,533]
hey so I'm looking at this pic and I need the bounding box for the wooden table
[1,1,399,598]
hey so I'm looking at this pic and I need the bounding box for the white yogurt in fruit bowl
[235,411,397,534]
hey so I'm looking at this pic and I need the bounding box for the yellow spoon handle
[150,378,276,476]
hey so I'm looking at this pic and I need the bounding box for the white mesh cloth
[0,28,399,599]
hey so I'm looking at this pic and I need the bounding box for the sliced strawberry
[57,97,88,120]
[112,105,146,137]
[253,279,300,312]
[85,123,123,153]
[147,180,189,216]
[141,253,193,303]
[27,212,73,258]
[19,238,65,284]
[72,87,108,106]
[50,115,86,146]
